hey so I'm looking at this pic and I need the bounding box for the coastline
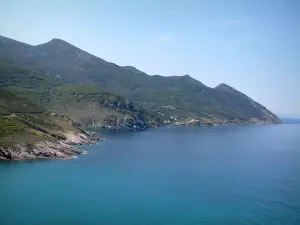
[0,118,281,161]
[0,131,104,161]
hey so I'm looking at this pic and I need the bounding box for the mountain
[214,83,280,123]
[0,35,281,124]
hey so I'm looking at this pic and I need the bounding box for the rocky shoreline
[86,116,281,130]
[0,119,281,161]
[0,116,280,161]
[162,115,282,127]
[0,131,103,161]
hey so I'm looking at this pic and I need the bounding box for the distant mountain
[0,35,281,124]
[214,83,280,123]
[280,117,300,124]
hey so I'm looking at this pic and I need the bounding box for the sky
[0,0,299,116]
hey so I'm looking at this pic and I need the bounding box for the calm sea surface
[1,122,300,225]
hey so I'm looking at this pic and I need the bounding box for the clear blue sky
[1,0,299,116]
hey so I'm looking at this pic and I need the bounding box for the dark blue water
[1,123,300,225]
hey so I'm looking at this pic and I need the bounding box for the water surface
[1,123,300,225]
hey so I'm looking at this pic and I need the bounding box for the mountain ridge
[215,83,237,92]
[0,34,281,124]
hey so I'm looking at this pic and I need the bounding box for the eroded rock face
[86,96,162,130]
[118,117,148,130]
[0,141,82,160]
[88,117,149,131]
[104,96,144,115]
[0,132,103,161]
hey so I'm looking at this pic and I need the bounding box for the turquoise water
[1,123,300,225]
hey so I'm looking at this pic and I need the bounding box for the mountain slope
[0,89,103,160]
[0,35,281,124]
[214,83,280,123]
[0,89,43,114]
[0,61,161,129]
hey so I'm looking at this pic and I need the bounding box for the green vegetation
[0,89,85,148]
[0,116,25,136]
[0,60,161,128]
[0,35,280,124]
[0,88,43,114]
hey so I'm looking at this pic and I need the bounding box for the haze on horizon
[0,0,299,117]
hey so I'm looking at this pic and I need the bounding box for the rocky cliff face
[0,140,83,160]
[0,127,102,160]
[101,96,162,130]
[0,120,103,161]
[66,94,162,130]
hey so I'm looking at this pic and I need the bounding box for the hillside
[0,35,281,124]
[0,89,104,160]
[0,89,43,114]
[0,61,162,129]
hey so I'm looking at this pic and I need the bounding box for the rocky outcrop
[0,140,83,160]
[102,116,149,130]
[87,96,162,130]
[0,131,103,160]
[0,101,104,160]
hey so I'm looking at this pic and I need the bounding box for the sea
[1,120,300,225]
